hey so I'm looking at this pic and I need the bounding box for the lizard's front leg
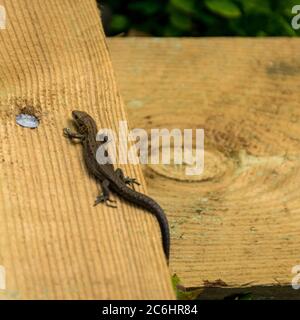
[115,168,140,189]
[63,128,85,141]
[94,179,117,208]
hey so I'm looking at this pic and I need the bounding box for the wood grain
[0,1,174,299]
[109,38,300,295]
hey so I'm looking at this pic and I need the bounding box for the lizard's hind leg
[115,168,140,189]
[94,179,117,208]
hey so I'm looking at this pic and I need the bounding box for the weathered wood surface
[0,1,174,299]
[109,38,300,297]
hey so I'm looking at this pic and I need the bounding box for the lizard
[63,110,170,262]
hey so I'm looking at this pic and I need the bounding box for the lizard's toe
[63,128,71,137]
[94,195,105,206]
[125,177,140,187]
[105,200,117,208]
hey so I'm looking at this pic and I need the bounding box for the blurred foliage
[99,0,300,36]
[171,274,202,300]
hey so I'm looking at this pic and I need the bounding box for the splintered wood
[109,38,300,298]
[0,1,174,299]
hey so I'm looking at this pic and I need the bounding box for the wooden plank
[109,38,300,295]
[0,1,174,299]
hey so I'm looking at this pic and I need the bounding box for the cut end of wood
[110,38,300,297]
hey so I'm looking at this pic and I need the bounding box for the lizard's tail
[113,184,170,262]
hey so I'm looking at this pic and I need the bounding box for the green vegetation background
[99,0,300,36]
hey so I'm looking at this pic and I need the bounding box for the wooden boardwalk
[109,38,300,299]
[1,0,299,300]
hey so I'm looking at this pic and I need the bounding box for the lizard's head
[72,110,93,134]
